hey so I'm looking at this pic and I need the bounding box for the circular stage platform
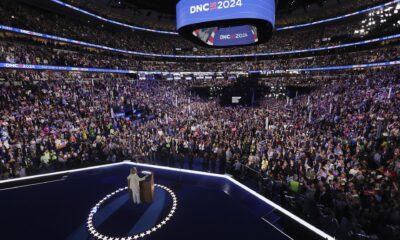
[87,185,177,240]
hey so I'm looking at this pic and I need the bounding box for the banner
[1,60,399,74]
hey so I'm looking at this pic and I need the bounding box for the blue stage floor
[0,164,295,240]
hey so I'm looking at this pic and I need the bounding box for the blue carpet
[94,193,130,226]
[66,221,90,240]
[128,187,167,235]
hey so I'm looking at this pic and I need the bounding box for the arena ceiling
[124,0,343,15]
[15,0,375,32]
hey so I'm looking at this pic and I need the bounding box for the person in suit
[127,167,147,204]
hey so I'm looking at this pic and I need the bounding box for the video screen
[192,25,258,47]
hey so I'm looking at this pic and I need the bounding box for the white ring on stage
[87,184,178,240]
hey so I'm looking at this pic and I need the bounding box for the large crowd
[0,66,399,239]
[0,1,399,240]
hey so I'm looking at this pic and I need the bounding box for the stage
[0,162,333,240]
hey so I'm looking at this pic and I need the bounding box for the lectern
[140,171,154,203]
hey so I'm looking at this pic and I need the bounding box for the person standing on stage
[127,167,147,204]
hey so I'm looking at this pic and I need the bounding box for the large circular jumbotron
[176,0,275,48]
[87,184,178,240]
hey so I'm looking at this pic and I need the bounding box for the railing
[1,24,399,59]
[1,60,400,75]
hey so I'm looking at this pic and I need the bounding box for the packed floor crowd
[0,66,399,239]
[0,1,395,56]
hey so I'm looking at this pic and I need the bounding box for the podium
[140,171,154,203]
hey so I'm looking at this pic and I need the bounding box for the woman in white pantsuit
[127,167,147,204]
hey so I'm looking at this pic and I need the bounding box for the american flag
[210,2,217,10]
